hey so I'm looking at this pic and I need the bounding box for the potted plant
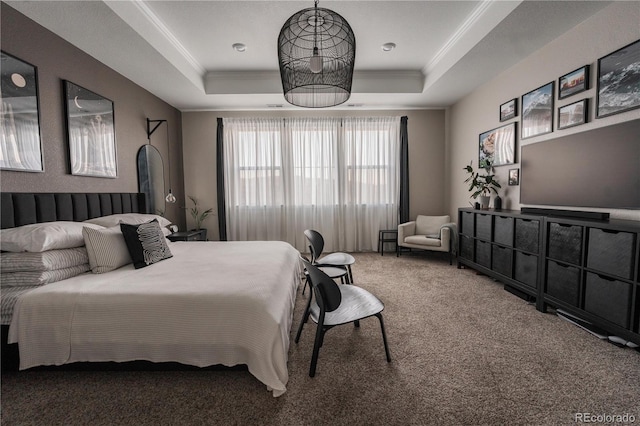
[186,196,213,238]
[464,161,501,209]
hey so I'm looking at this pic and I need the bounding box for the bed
[0,192,301,397]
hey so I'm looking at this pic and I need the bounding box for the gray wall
[447,2,640,221]
[0,3,186,227]
[182,109,446,240]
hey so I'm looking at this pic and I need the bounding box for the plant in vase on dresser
[464,161,501,209]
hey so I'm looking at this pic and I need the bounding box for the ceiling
[7,1,611,111]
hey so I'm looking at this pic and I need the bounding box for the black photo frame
[64,80,117,177]
[499,98,517,122]
[479,122,516,169]
[0,51,43,172]
[521,81,554,139]
[558,65,589,99]
[508,168,519,186]
[558,99,588,130]
[597,38,640,118]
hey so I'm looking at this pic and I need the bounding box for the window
[223,116,400,251]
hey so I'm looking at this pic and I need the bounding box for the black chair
[295,258,391,377]
[299,254,349,295]
[304,229,356,283]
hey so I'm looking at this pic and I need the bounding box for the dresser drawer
[548,223,582,265]
[460,211,475,236]
[587,228,635,280]
[546,260,580,306]
[492,245,512,277]
[459,235,473,260]
[514,251,538,288]
[475,213,492,241]
[515,219,539,253]
[493,216,513,246]
[584,272,632,328]
[475,240,491,268]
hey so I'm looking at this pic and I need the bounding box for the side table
[167,229,207,242]
[378,229,398,256]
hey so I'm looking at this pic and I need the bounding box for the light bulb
[165,190,176,204]
[310,47,323,74]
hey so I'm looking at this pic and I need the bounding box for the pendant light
[278,0,356,108]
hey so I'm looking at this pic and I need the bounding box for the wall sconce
[147,118,176,203]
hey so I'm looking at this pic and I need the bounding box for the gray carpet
[2,253,639,425]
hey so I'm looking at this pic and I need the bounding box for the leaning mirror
[137,145,165,215]
[0,51,43,172]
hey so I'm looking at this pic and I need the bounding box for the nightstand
[378,229,398,256]
[167,229,207,242]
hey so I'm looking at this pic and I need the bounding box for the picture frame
[499,98,517,122]
[558,65,589,99]
[479,122,516,169]
[597,38,640,118]
[64,80,117,177]
[0,51,44,172]
[508,168,519,186]
[558,99,588,130]
[521,81,554,139]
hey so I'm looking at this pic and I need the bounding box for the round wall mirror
[137,145,165,215]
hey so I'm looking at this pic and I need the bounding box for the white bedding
[8,240,301,396]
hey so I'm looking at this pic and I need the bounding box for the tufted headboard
[1,192,147,229]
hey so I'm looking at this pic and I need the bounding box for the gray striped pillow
[1,264,90,287]
[0,247,89,272]
[82,226,132,274]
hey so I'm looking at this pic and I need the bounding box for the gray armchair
[397,215,455,264]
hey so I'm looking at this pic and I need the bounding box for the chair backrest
[304,229,325,263]
[301,258,342,312]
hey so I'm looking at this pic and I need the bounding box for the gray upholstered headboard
[1,193,147,229]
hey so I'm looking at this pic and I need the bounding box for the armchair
[397,215,455,264]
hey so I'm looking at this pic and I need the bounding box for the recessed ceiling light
[232,43,247,52]
[381,42,396,52]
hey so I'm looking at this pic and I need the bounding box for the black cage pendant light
[278,0,356,108]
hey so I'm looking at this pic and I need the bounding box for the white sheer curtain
[223,116,400,252]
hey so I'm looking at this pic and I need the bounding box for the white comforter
[8,241,301,396]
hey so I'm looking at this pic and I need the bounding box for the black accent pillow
[120,219,172,269]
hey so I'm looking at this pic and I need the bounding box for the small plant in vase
[186,195,213,232]
[464,161,501,209]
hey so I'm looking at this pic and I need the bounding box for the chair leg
[302,276,308,294]
[354,320,360,328]
[346,265,353,284]
[295,296,313,343]
[375,313,391,362]
[309,324,325,377]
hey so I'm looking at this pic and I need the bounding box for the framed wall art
[521,81,554,139]
[0,51,43,172]
[558,99,588,130]
[499,98,517,122]
[597,38,640,118]
[479,122,516,169]
[64,80,117,177]
[508,168,519,186]
[558,65,589,99]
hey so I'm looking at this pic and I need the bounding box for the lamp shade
[278,3,355,108]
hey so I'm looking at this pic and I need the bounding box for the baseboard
[520,207,610,220]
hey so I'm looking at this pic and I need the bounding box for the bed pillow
[82,226,132,274]
[0,221,105,253]
[1,264,90,287]
[120,220,172,269]
[0,247,89,272]
[85,213,171,229]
